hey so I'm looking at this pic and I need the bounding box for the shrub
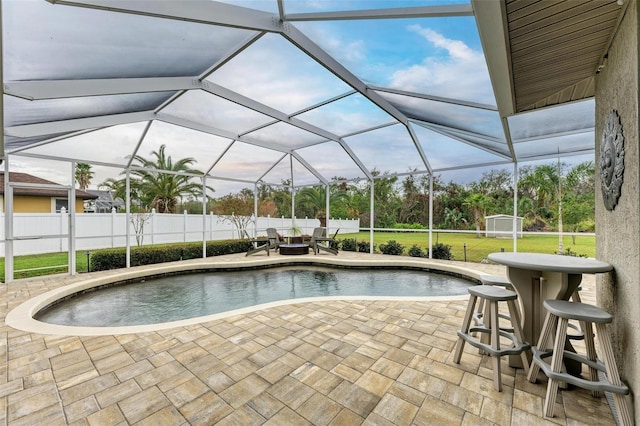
[392,223,426,230]
[562,247,587,258]
[357,240,373,253]
[340,238,357,252]
[408,245,425,257]
[90,239,251,272]
[431,242,453,260]
[379,240,404,255]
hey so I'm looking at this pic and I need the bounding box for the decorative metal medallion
[600,110,625,211]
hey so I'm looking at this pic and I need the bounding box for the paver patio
[0,252,617,425]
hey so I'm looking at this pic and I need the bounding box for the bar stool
[473,274,518,333]
[454,285,530,391]
[527,299,632,424]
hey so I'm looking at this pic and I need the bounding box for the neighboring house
[84,189,124,213]
[0,172,97,213]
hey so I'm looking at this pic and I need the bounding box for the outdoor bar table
[487,252,613,370]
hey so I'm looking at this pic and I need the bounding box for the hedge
[90,239,252,272]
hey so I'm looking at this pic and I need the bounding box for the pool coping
[5,256,481,336]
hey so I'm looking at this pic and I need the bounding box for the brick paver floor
[0,252,617,425]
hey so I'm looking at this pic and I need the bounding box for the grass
[0,231,595,281]
[338,231,595,263]
[0,251,90,281]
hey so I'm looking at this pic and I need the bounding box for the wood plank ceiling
[506,0,625,112]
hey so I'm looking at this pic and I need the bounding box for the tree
[398,173,430,226]
[295,184,348,220]
[562,161,596,244]
[130,145,205,213]
[211,188,279,236]
[75,163,94,190]
[268,181,292,218]
[443,207,466,230]
[518,164,562,230]
[211,190,255,237]
[100,145,210,213]
[295,186,328,219]
[363,171,401,228]
[464,192,491,237]
[433,178,469,229]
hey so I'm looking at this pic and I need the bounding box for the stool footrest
[458,328,530,357]
[531,347,629,395]
[472,312,515,332]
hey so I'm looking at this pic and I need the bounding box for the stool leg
[479,299,491,354]
[580,320,600,397]
[489,300,502,391]
[595,323,633,426]
[544,317,568,418]
[453,294,477,364]
[507,299,529,374]
[528,311,558,383]
[472,297,485,339]
[475,297,485,325]
[571,289,582,303]
[568,290,584,339]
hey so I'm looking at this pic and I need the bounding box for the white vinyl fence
[0,209,359,256]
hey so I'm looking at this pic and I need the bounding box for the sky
[4,0,596,197]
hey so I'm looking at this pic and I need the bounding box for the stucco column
[594,0,639,420]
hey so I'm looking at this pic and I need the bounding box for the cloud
[389,25,495,105]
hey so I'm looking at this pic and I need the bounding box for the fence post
[150,208,155,244]
[59,207,66,252]
[210,211,214,241]
[184,210,187,242]
[111,207,116,247]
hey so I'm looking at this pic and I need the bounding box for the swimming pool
[35,266,474,327]
[6,257,481,336]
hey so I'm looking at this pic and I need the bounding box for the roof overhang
[473,0,627,116]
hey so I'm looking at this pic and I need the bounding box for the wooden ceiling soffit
[505,0,622,112]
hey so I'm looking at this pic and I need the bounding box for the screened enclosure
[1,0,624,281]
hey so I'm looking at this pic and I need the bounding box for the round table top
[488,252,613,274]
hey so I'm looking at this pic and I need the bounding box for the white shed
[485,215,523,238]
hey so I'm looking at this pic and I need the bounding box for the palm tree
[296,185,348,221]
[101,145,210,213]
[75,163,94,190]
[464,192,491,237]
[130,145,206,213]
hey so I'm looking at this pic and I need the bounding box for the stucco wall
[594,0,639,420]
[13,196,52,213]
[0,196,87,213]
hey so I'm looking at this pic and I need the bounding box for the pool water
[35,266,474,327]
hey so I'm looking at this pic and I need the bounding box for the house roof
[85,189,125,209]
[0,172,98,199]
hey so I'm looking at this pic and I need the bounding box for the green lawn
[0,232,594,281]
[338,231,595,263]
[0,251,90,281]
